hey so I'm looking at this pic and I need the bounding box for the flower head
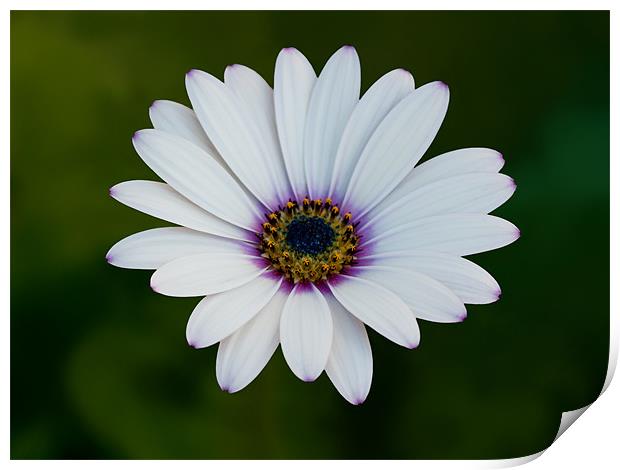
[107,46,518,404]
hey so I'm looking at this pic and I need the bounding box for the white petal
[280,284,333,382]
[354,266,466,323]
[329,68,414,200]
[150,252,266,297]
[106,227,248,270]
[186,69,286,209]
[328,275,419,348]
[224,64,292,202]
[149,100,221,158]
[342,81,450,216]
[132,130,263,231]
[364,173,516,231]
[379,147,505,210]
[366,214,520,256]
[274,47,317,200]
[364,250,501,305]
[216,287,287,393]
[325,295,372,405]
[187,274,282,348]
[110,180,252,241]
[304,46,360,198]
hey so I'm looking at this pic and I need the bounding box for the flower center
[258,198,359,283]
[285,216,335,256]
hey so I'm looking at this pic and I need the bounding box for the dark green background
[11,11,609,459]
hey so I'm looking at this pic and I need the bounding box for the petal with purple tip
[186,69,287,209]
[328,275,420,348]
[363,172,516,231]
[110,180,252,241]
[274,47,317,200]
[132,129,263,231]
[187,274,282,348]
[342,81,450,216]
[150,252,266,297]
[216,287,287,393]
[280,283,333,382]
[106,227,251,270]
[353,266,466,323]
[365,214,519,257]
[363,250,501,305]
[325,294,373,405]
[149,99,222,161]
[304,45,360,199]
[329,68,414,200]
[380,147,505,210]
[224,64,292,203]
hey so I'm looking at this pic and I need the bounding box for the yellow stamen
[258,198,358,283]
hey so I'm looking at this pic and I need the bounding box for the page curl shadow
[487,324,617,468]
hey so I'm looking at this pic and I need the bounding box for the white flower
[107,45,519,404]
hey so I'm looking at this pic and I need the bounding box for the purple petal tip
[105,253,113,263]
[408,342,420,350]
[438,81,449,89]
[108,186,115,197]
[353,398,366,406]
[515,228,521,239]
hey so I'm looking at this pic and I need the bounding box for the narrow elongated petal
[364,250,501,304]
[150,253,266,297]
[325,295,372,405]
[364,173,516,231]
[224,65,292,202]
[343,82,449,216]
[132,130,262,230]
[187,275,282,348]
[149,100,221,159]
[328,275,419,348]
[280,284,333,382]
[186,69,285,209]
[304,46,360,198]
[216,287,288,393]
[380,148,505,209]
[106,227,249,270]
[110,181,252,241]
[274,48,317,200]
[366,214,520,256]
[329,69,414,200]
[354,266,466,323]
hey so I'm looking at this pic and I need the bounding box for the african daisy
[107,45,519,404]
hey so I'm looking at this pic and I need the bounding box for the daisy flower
[107,45,519,404]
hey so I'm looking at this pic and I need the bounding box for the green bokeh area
[11,11,609,459]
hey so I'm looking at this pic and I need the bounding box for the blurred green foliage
[11,11,609,459]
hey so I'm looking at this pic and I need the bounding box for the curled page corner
[487,326,618,468]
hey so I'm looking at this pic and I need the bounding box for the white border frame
[3,1,617,467]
